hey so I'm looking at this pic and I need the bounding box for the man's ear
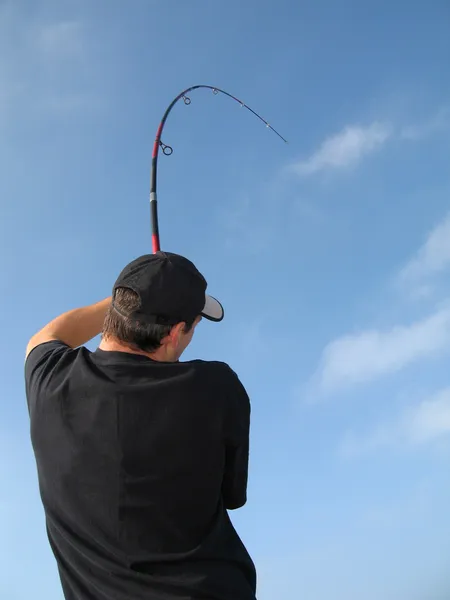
[168,322,186,347]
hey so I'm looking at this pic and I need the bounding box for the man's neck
[98,337,174,362]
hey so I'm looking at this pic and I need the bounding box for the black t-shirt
[25,341,257,600]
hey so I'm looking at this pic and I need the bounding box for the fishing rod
[150,84,288,253]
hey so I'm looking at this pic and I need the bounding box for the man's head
[101,251,223,361]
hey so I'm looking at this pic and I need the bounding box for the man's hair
[102,287,193,353]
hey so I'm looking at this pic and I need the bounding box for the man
[25,251,257,600]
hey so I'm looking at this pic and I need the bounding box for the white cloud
[289,107,449,178]
[0,8,98,121]
[341,387,450,457]
[315,307,450,393]
[406,387,450,443]
[399,212,450,283]
[292,122,392,176]
[401,107,450,141]
[37,21,84,58]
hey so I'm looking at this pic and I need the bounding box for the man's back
[26,341,256,600]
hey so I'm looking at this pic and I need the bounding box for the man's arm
[25,297,111,358]
[222,367,251,510]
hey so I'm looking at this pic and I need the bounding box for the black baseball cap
[112,251,224,325]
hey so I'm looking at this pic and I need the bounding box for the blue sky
[1,0,450,598]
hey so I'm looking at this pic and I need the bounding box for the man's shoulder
[25,340,78,372]
[25,340,93,390]
[187,358,235,377]
[25,341,89,413]
[186,359,244,390]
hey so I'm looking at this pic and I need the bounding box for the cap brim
[201,295,224,322]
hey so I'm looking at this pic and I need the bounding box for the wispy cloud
[33,20,95,114]
[219,194,272,255]
[407,388,450,444]
[36,20,84,59]
[305,207,450,400]
[314,307,450,394]
[341,387,450,457]
[289,106,450,178]
[0,5,96,121]
[291,122,392,176]
[401,107,450,141]
[0,75,22,128]
[45,92,100,112]
[399,212,450,284]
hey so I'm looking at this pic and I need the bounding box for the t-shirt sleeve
[24,340,72,413]
[221,366,251,510]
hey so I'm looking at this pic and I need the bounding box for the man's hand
[26,297,112,358]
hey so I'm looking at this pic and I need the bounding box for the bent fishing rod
[150,85,287,253]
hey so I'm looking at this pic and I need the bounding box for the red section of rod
[152,233,160,253]
[152,123,163,158]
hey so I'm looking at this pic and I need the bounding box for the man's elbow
[25,331,59,359]
[224,493,247,511]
